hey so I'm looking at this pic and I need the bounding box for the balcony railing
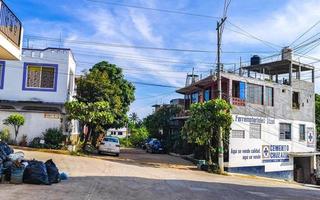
[0,0,22,47]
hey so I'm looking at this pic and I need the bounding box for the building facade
[107,127,128,139]
[176,52,318,182]
[0,47,78,143]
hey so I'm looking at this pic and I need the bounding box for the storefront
[227,115,318,182]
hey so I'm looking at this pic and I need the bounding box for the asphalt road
[0,148,319,200]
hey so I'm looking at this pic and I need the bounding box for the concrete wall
[225,72,315,122]
[0,48,76,103]
[0,110,61,143]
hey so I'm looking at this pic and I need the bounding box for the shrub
[0,128,10,142]
[119,137,132,147]
[129,127,149,147]
[43,128,66,149]
[29,137,43,148]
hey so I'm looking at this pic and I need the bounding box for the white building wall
[0,110,61,143]
[107,127,128,138]
[229,114,316,173]
[0,48,76,103]
[0,48,78,141]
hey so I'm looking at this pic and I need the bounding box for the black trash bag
[0,147,8,161]
[0,142,13,156]
[23,160,50,185]
[3,160,13,181]
[45,159,60,184]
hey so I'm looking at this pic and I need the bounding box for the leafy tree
[182,99,232,165]
[65,61,135,147]
[3,114,25,144]
[316,94,320,149]
[129,126,149,147]
[129,112,140,125]
[144,105,181,140]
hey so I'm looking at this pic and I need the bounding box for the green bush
[129,126,149,147]
[0,128,10,142]
[43,128,66,149]
[29,137,43,148]
[119,137,133,147]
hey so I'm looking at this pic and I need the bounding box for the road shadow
[91,148,197,170]
[0,176,319,200]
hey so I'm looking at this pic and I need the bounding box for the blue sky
[6,0,320,118]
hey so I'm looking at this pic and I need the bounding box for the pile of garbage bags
[0,142,65,185]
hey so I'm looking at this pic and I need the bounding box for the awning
[289,152,320,157]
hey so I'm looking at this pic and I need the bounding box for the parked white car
[98,136,120,156]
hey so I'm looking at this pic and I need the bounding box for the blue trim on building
[0,61,5,89]
[22,62,58,92]
[227,166,293,180]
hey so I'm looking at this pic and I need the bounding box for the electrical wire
[289,20,320,47]
[86,0,219,19]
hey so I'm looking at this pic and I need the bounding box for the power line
[25,35,216,53]
[289,19,320,47]
[24,35,278,55]
[226,20,281,51]
[86,0,219,19]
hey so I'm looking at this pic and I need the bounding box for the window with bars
[249,123,261,139]
[231,130,245,138]
[24,63,57,91]
[265,86,274,106]
[247,83,263,105]
[280,123,291,140]
[299,124,305,141]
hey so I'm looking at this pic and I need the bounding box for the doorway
[294,157,311,183]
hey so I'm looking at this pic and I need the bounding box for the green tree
[316,94,320,149]
[182,99,232,165]
[129,126,149,147]
[3,114,25,144]
[65,61,135,147]
[144,105,181,140]
[129,112,140,126]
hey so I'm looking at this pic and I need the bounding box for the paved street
[0,148,319,200]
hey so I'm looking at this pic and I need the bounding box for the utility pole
[216,17,227,174]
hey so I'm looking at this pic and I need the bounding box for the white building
[0,47,78,143]
[107,127,128,138]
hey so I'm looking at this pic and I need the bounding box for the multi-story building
[0,47,78,143]
[0,0,23,60]
[176,48,319,183]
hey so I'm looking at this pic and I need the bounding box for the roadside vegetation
[143,99,232,171]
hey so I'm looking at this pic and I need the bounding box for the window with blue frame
[191,92,199,103]
[23,63,58,92]
[204,89,211,102]
[0,61,4,89]
[232,81,245,99]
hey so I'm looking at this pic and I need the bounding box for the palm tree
[129,112,139,125]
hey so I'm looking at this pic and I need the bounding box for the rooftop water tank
[250,55,261,65]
